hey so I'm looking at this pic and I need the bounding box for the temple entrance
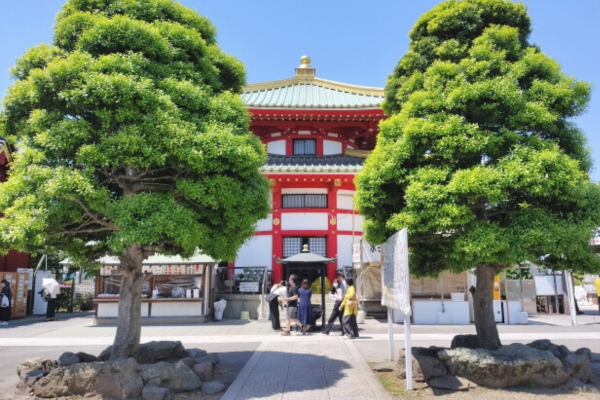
[277,246,335,331]
[283,262,323,288]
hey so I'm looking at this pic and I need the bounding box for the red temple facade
[0,137,31,272]
[234,57,384,283]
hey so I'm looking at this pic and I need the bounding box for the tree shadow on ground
[231,349,355,400]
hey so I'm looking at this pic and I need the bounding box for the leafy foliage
[0,0,270,265]
[356,0,600,277]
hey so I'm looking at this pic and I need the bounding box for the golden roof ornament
[295,55,315,79]
[302,244,310,253]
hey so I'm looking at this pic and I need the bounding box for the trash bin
[214,299,227,321]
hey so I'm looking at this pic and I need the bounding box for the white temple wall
[323,140,343,155]
[337,190,355,210]
[267,140,286,155]
[281,212,328,230]
[337,213,363,232]
[255,214,272,232]
[235,235,273,268]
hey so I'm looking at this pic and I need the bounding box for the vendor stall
[67,253,216,324]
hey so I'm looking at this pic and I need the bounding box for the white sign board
[381,228,413,391]
[381,229,411,311]
[352,243,361,264]
[239,282,259,292]
[534,275,563,296]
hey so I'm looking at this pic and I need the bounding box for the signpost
[381,228,412,390]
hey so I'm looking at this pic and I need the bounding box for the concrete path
[222,338,390,400]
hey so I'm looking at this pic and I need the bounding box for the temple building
[233,57,385,284]
[0,137,31,273]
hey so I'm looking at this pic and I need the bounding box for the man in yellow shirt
[339,278,359,338]
[595,275,600,314]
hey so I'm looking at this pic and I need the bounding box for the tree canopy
[355,0,600,349]
[357,0,600,275]
[0,0,270,358]
[0,0,270,264]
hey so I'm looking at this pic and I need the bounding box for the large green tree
[0,0,269,359]
[356,0,600,349]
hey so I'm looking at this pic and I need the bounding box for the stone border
[345,340,392,400]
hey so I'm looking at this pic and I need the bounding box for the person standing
[297,279,313,335]
[268,280,286,331]
[595,275,600,314]
[281,275,302,336]
[0,279,12,325]
[323,280,346,335]
[340,278,359,339]
[40,288,57,321]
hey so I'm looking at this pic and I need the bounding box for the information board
[381,229,410,312]
[239,282,260,292]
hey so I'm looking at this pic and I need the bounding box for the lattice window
[308,237,327,257]
[283,236,327,257]
[293,139,316,155]
[282,194,327,209]
[283,237,303,257]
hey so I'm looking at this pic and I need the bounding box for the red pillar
[271,180,283,283]
[326,183,339,283]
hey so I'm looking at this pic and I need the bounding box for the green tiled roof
[242,81,384,109]
[262,154,364,173]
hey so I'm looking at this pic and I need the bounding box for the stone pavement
[222,339,390,400]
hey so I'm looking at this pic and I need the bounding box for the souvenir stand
[66,253,216,324]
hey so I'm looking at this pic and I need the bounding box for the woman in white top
[268,280,286,331]
[322,278,347,335]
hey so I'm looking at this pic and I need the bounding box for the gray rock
[438,343,570,388]
[76,352,100,363]
[17,358,58,380]
[32,358,143,400]
[195,354,220,365]
[98,341,184,364]
[141,360,202,392]
[450,335,480,350]
[589,362,600,385]
[563,378,600,394]
[184,348,208,359]
[58,352,80,367]
[372,361,395,372]
[180,357,200,368]
[137,341,185,364]
[24,370,50,388]
[193,361,214,381]
[397,347,447,382]
[527,340,592,383]
[428,375,473,391]
[563,352,592,383]
[98,346,113,361]
[143,386,174,400]
[591,353,600,363]
[201,381,225,394]
[575,348,592,361]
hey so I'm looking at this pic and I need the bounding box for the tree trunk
[111,245,145,360]
[473,264,502,350]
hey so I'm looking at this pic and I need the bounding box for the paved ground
[0,307,599,399]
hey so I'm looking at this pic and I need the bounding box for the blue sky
[0,1,598,179]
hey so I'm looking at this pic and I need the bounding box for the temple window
[283,236,327,257]
[293,139,316,155]
[282,194,327,209]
